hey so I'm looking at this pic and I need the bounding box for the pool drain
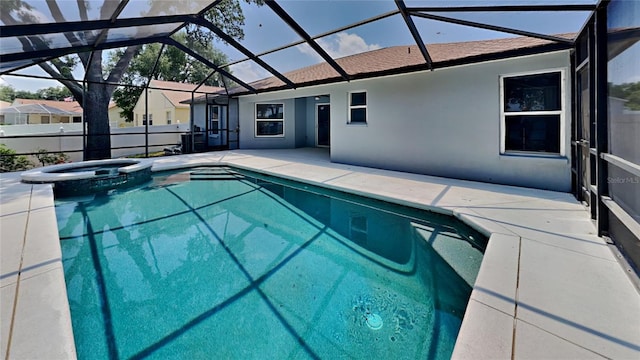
[365,313,383,330]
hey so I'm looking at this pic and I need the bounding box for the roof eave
[229,42,573,97]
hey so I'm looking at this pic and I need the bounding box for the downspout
[190,92,195,153]
[144,87,149,158]
[205,92,209,150]
[82,80,87,160]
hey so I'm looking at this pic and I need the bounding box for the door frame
[315,103,330,147]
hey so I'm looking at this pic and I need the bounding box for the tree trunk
[84,82,112,160]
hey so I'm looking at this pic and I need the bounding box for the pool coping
[20,158,153,182]
[2,148,638,359]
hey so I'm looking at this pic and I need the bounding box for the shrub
[0,144,32,172]
[35,148,69,166]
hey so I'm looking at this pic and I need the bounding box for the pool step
[190,169,245,181]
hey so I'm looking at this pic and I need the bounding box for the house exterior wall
[133,90,189,126]
[175,107,190,124]
[236,51,572,191]
[24,114,70,124]
[238,97,297,149]
[294,97,307,147]
[108,106,129,128]
[333,51,571,191]
[189,101,239,149]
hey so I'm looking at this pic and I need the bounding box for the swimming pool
[56,167,486,359]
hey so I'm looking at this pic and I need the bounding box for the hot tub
[21,159,153,196]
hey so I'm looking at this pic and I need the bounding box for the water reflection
[57,169,486,359]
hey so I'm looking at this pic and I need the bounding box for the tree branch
[46,0,91,65]
[106,45,141,87]
[77,0,89,21]
[38,61,83,101]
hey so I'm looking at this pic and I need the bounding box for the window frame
[142,113,153,126]
[166,110,172,125]
[255,103,285,137]
[348,90,368,125]
[209,105,220,138]
[500,69,566,156]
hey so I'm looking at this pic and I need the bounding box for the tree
[0,85,16,102]
[1,0,259,159]
[609,81,640,110]
[0,84,72,102]
[111,34,230,122]
[36,86,73,101]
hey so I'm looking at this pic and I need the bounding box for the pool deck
[1,148,639,359]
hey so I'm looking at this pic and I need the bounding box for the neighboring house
[0,104,81,125]
[132,80,223,127]
[188,35,574,192]
[0,101,10,124]
[11,98,83,124]
[108,101,130,128]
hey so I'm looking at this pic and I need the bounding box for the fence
[0,123,190,164]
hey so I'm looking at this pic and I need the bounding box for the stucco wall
[133,91,188,126]
[238,97,297,149]
[294,97,307,147]
[236,51,572,191]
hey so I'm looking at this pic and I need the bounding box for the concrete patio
[1,148,639,359]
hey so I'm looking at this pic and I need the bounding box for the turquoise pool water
[56,167,486,359]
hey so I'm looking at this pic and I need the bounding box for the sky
[0,0,605,92]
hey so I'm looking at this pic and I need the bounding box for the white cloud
[229,61,271,83]
[297,32,381,61]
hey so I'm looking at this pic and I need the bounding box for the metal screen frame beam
[191,18,295,89]
[396,0,433,69]
[0,15,193,38]
[406,5,597,12]
[264,0,350,81]
[165,38,257,94]
[411,11,575,44]
[220,10,400,68]
[0,35,169,65]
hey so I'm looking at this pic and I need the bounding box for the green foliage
[609,81,640,110]
[109,0,262,122]
[0,144,32,172]
[36,86,73,101]
[35,148,69,166]
[0,84,73,102]
[2,0,261,159]
[13,90,39,100]
[0,85,15,102]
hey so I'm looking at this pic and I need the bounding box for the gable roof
[12,98,83,113]
[228,34,574,96]
[149,80,224,108]
[0,103,81,115]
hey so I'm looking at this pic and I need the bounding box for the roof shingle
[149,80,224,108]
[12,98,83,113]
[230,35,574,95]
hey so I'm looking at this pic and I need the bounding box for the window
[41,115,50,124]
[348,91,367,124]
[501,71,563,154]
[142,114,153,126]
[166,111,172,125]
[209,105,219,137]
[72,116,82,123]
[255,103,284,137]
